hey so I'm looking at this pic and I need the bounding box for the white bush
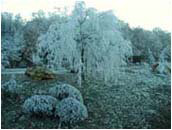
[2,75,18,93]
[55,97,88,124]
[48,84,83,103]
[22,95,58,116]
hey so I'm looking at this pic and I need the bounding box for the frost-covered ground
[1,64,171,129]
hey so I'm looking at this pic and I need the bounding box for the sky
[1,0,171,31]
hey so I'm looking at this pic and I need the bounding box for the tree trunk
[81,47,85,80]
[77,58,82,87]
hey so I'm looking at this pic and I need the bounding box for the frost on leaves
[36,2,132,85]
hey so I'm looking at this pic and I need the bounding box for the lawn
[1,64,171,129]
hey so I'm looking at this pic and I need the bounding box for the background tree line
[1,5,171,69]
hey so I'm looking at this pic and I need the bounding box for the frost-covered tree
[117,20,133,41]
[1,29,24,68]
[147,48,155,65]
[119,24,171,63]
[21,11,48,66]
[1,12,14,37]
[1,13,24,68]
[153,28,171,62]
[36,1,132,86]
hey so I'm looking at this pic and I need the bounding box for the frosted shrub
[2,75,19,93]
[22,95,58,116]
[55,97,88,124]
[48,84,83,103]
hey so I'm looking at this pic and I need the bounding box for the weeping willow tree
[35,1,132,87]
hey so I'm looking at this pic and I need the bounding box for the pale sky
[1,0,172,31]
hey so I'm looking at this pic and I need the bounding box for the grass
[1,65,171,129]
